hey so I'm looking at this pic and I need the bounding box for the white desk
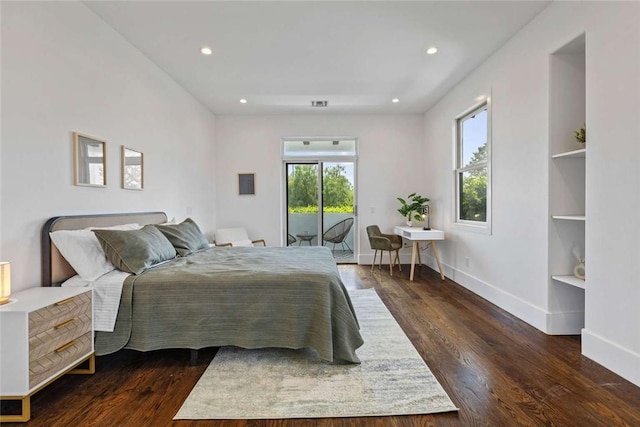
[393,226,445,281]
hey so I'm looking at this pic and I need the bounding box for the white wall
[214,115,424,257]
[422,1,640,386]
[581,2,640,387]
[1,2,217,291]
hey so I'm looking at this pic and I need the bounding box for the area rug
[174,289,458,419]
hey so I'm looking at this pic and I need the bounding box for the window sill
[452,221,492,235]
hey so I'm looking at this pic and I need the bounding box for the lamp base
[0,296,9,305]
[423,227,431,230]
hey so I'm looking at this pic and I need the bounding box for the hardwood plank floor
[4,265,640,426]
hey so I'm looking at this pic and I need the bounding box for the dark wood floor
[5,265,640,426]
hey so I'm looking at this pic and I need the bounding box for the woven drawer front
[29,291,91,337]
[29,331,92,389]
[29,311,92,361]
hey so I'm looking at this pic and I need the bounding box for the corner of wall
[582,329,640,388]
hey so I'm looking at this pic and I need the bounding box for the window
[455,101,490,232]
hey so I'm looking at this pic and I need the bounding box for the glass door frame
[281,137,358,262]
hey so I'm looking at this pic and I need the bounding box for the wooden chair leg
[395,250,402,271]
[371,250,377,271]
[388,251,393,275]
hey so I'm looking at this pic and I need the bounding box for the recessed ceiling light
[426,47,438,55]
[239,99,247,104]
[392,98,400,103]
[200,47,212,55]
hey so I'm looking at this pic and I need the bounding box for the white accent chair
[214,228,266,247]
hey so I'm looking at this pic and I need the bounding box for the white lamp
[0,262,11,305]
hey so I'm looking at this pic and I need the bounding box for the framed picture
[238,173,255,195]
[121,146,144,190]
[73,132,107,187]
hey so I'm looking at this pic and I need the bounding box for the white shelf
[552,148,586,159]
[552,215,586,221]
[552,275,586,289]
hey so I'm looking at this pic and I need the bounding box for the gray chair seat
[366,225,402,276]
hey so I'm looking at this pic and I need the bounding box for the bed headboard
[42,212,167,286]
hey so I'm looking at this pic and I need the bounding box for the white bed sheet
[62,270,129,332]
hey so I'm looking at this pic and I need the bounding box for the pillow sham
[50,223,143,281]
[50,229,115,281]
[93,225,177,274]
[155,218,210,256]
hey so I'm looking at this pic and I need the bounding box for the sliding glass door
[321,162,355,260]
[286,163,321,247]
[284,146,356,263]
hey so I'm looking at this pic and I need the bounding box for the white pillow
[50,223,141,281]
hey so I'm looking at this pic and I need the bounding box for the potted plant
[397,193,429,226]
[574,124,586,145]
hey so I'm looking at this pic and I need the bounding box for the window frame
[453,99,492,234]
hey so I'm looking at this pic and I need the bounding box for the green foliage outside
[460,171,487,221]
[460,144,487,222]
[287,164,353,213]
[288,205,354,214]
[288,165,318,208]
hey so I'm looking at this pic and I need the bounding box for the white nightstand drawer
[29,310,92,361]
[1,287,95,422]
[28,291,92,337]
[29,331,92,389]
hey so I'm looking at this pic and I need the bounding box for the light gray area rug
[175,289,458,420]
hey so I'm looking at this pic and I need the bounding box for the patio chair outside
[322,217,354,254]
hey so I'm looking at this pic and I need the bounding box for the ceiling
[85,1,550,115]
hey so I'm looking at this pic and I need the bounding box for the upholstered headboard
[42,212,167,286]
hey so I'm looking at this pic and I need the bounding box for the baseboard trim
[425,256,589,335]
[359,251,584,335]
[582,329,640,387]
[359,251,638,386]
[545,310,585,335]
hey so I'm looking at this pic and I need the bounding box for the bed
[42,212,363,363]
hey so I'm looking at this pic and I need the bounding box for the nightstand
[0,287,94,422]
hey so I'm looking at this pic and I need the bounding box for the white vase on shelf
[406,219,412,227]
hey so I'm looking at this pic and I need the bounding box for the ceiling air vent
[311,100,328,107]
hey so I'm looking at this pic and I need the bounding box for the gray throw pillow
[93,225,177,274]
[155,218,210,256]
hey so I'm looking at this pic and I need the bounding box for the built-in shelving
[547,33,586,334]
[552,275,586,289]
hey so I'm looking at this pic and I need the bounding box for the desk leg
[410,241,418,281]
[431,241,445,280]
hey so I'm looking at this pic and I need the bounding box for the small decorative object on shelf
[0,262,10,305]
[397,193,430,227]
[574,261,585,280]
[574,124,586,145]
[572,247,585,280]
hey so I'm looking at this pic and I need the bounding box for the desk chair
[366,225,402,276]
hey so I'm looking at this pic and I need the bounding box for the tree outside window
[287,164,354,213]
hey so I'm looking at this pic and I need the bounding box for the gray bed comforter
[95,246,363,363]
